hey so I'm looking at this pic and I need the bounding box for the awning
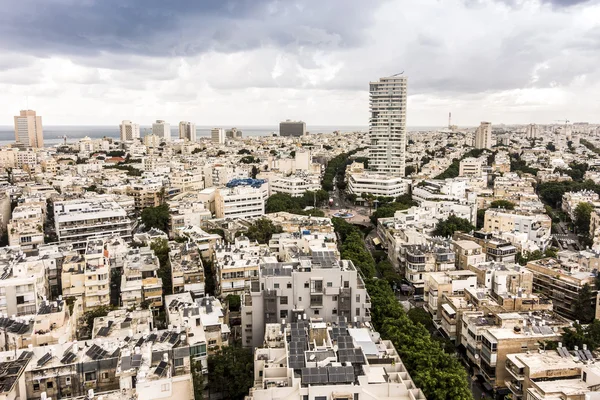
[441,303,456,316]
[372,237,381,246]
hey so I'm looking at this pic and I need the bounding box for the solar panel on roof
[558,347,569,357]
[97,327,110,337]
[327,366,355,383]
[289,354,304,369]
[18,351,33,360]
[37,353,52,367]
[135,337,145,348]
[61,352,76,364]
[121,356,132,371]
[585,350,594,360]
[301,367,328,385]
[169,333,180,345]
[146,334,157,343]
[578,350,587,360]
[159,332,169,342]
[155,361,168,377]
[132,354,142,368]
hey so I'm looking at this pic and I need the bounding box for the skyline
[1,0,600,126]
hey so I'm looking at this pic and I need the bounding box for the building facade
[179,121,196,142]
[279,120,306,137]
[14,110,43,148]
[120,120,141,141]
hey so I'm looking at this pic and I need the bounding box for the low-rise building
[169,241,205,296]
[347,172,409,197]
[402,242,456,294]
[215,185,267,220]
[562,190,600,220]
[121,246,163,309]
[214,236,265,296]
[454,240,487,270]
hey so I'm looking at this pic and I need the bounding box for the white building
[348,172,409,197]
[54,197,133,250]
[526,123,539,139]
[214,186,267,220]
[459,157,483,177]
[120,120,141,141]
[270,175,321,197]
[211,128,225,145]
[14,109,43,148]
[475,121,493,149]
[369,75,407,175]
[152,120,171,142]
[179,121,196,142]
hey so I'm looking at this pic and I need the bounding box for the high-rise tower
[179,121,196,142]
[368,74,407,176]
[14,110,43,148]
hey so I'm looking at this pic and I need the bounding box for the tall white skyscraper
[179,121,196,142]
[211,128,225,144]
[14,110,43,148]
[474,121,493,149]
[368,74,407,176]
[152,120,171,142]
[119,120,140,141]
[525,123,539,139]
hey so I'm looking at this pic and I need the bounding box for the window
[65,377,71,386]
[102,372,109,379]
[208,339,217,346]
[33,382,40,391]
[304,282,309,288]
[280,296,288,305]
[356,308,360,316]
[316,396,327,400]
[356,294,360,302]
[161,383,171,392]
[298,297,302,302]
[327,282,332,287]
[312,280,323,293]
[280,310,288,319]
[84,371,97,382]
[344,281,349,288]
[310,295,322,307]
[174,358,184,367]
[314,310,320,315]
[332,309,337,314]
[16,296,24,305]
[287,283,292,288]
[274,283,279,289]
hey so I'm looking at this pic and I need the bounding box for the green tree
[151,239,172,296]
[405,165,416,176]
[207,345,254,400]
[432,216,475,237]
[191,147,203,154]
[141,204,170,233]
[81,305,113,329]
[562,320,600,350]
[245,218,283,244]
[237,149,251,155]
[574,283,596,324]
[250,165,259,179]
[546,142,556,152]
[490,200,515,210]
[477,209,486,229]
[574,202,593,235]
[226,294,241,312]
[240,155,259,164]
[407,307,434,331]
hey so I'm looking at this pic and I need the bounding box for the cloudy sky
[1,0,599,127]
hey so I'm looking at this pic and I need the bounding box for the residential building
[525,123,539,139]
[8,204,44,252]
[214,186,267,220]
[129,181,163,211]
[14,110,43,148]
[369,74,407,175]
[0,251,47,317]
[214,236,264,296]
[211,128,225,144]
[475,121,493,149]
[347,172,409,197]
[270,175,321,197]
[279,120,306,137]
[179,121,196,142]
[526,257,599,320]
[120,120,140,141]
[54,197,133,250]
[152,119,171,142]
[454,240,487,270]
[245,320,425,400]
[483,209,552,249]
[562,190,600,220]
[402,242,456,294]
[121,246,163,309]
[454,231,518,263]
[459,157,483,177]
[169,241,205,296]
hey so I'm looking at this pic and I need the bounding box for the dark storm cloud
[0,0,383,57]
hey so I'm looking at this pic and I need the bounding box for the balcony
[505,380,523,397]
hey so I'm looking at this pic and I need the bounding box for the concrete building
[169,241,205,296]
[14,110,43,148]
[246,320,425,400]
[214,186,267,220]
[8,204,45,252]
[119,120,141,141]
[454,231,518,264]
[270,175,321,197]
[425,270,477,333]
[348,172,409,197]
[179,121,196,142]
[483,210,552,249]
[475,121,493,149]
[402,243,456,294]
[0,251,47,317]
[211,128,225,144]
[54,197,133,250]
[214,236,264,296]
[241,254,371,349]
[525,123,539,139]
[454,240,487,270]
[152,120,171,142]
[279,120,306,137]
[459,157,483,177]
[369,74,407,175]
[562,190,600,220]
[121,246,163,309]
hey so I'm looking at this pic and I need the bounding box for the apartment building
[211,128,225,144]
[526,258,599,321]
[214,236,265,296]
[454,231,518,263]
[475,121,493,149]
[241,253,371,348]
[121,246,163,309]
[347,172,409,197]
[246,320,425,400]
[505,348,600,400]
[279,120,306,137]
[562,190,600,220]
[169,241,205,296]
[270,175,321,197]
[152,120,171,142]
[179,121,196,142]
[483,209,552,248]
[119,120,140,141]
[8,204,44,251]
[454,240,487,269]
[54,197,133,250]
[263,212,334,235]
[128,181,163,211]
[169,201,212,234]
[170,170,204,193]
[402,242,456,294]
[459,157,483,177]
[0,252,47,317]
[493,173,536,197]
[214,186,267,220]
[14,110,43,148]
[424,270,477,331]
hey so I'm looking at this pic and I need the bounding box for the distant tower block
[526,124,539,139]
